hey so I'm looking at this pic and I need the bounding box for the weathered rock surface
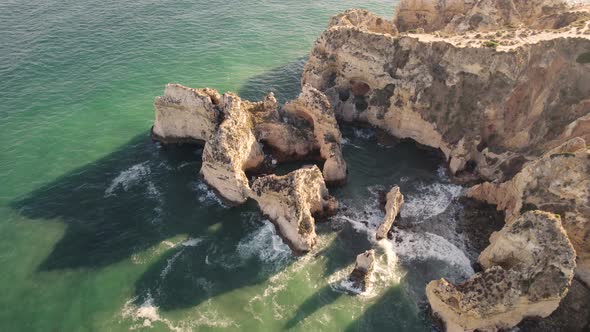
[201,93,264,204]
[375,186,404,240]
[329,8,398,35]
[394,0,570,33]
[303,8,590,182]
[468,138,590,286]
[347,249,376,293]
[249,166,338,253]
[152,83,221,144]
[284,85,347,184]
[427,211,576,332]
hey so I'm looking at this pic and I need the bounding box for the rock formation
[200,93,266,204]
[152,84,221,144]
[303,6,590,182]
[375,186,404,240]
[427,211,576,332]
[283,85,347,184]
[249,166,338,253]
[468,138,590,286]
[394,0,570,33]
[347,249,376,293]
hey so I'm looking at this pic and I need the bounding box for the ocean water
[0,1,502,331]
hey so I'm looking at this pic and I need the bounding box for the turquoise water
[0,1,496,331]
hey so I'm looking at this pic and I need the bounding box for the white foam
[105,162,151,197]
[391,229,474,276]
[160,250,184,279]
[182,237,203,247]
[401,182,463,221]
[237,220,291,267]
[193,181,227,208]
[352,127,375,139]
[121,292,183,331]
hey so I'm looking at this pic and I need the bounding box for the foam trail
[105,162,150,197]
[401,182,463,220]
[193,181,227,208]
[237,220,291,267]
[391,229,474,276]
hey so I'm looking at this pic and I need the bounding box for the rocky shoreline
[151,0,589,330]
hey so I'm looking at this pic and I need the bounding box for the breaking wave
[237,220,291,268]
[105,162,151,196]
[401,182,463,221]
[192,181,227,208]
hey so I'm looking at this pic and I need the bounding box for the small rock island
[151,0,590,330]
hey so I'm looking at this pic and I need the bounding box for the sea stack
[348,249,376,293]
[375,186,404,240]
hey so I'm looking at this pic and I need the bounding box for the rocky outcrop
[427,211,576,332]
[329,9,398,35]
[201,93,264,204]
[394,0,570,33]
[468,138,590,286]
[284,85,347,184]
[375,186,404,240]
[249,166,338,253]
[152,84,221,144]
[303,7,590,182]
[347,249,376,293]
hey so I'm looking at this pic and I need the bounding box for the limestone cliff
[249,166,338,253]
[375,186,404,240]
[152,83,221,144]
[201,93,264,204]
[427,211,576,332]
[468,138,590,286]
[283,85,347,184]
[302,8,590,182]
[394,0,570,33]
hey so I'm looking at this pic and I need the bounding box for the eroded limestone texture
[249,166,338,253]
[427,211,576,332]
[468,138,590,285]
[303,7,590,183]
[375,186,404,240]
[348,249,376,293]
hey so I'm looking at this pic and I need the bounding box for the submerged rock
[302,6,590,183]
[348,249,376,293]
[468,138,590,285]
[375,186,404,240]
[152,83,221,144]
[427,211,576,332]
[249,166,338,253]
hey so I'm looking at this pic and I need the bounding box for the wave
[391,229,474,276]
[192,181,227,208]
[401,182,463,221]
[237,220,291,268]
[105,162,151,197]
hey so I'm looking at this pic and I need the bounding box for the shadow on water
[10,132,230,270]
[238,57,307,104]
[284,284,344,329]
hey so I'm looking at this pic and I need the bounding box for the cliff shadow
[238,56,307,104]
[10,132,237,271]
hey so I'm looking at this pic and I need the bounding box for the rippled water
[0,0,503,331]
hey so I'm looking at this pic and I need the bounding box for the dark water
[0,0,500,330]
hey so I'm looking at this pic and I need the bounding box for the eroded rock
[427,211,576,332]
[394,0,570,33]
[347,249,376,293]
[201,93,264,204]
[303,9,590,182]
[152,83,221,144]
[375,186,404,240]
[468,138,590,285]
[284,85,347,184]
[249,165,338,253]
